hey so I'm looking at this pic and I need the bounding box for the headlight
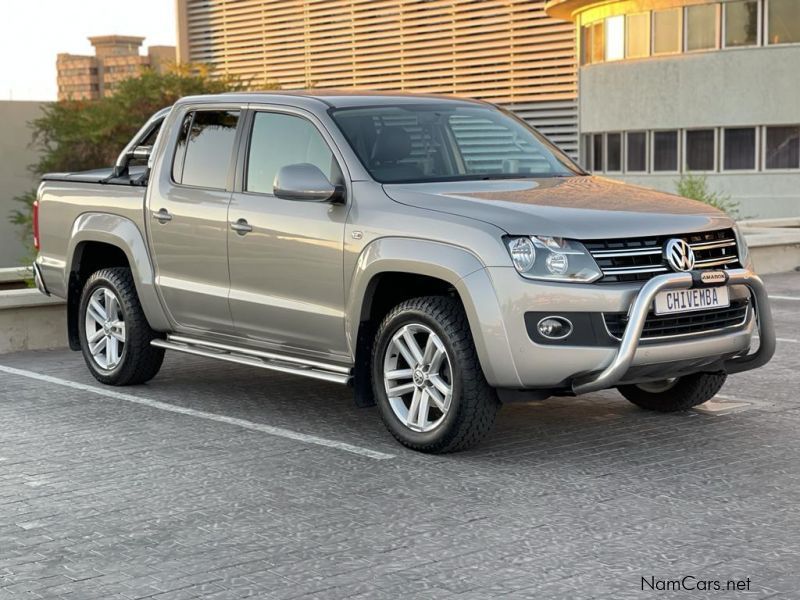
[507,236,536,272]
[733,224,749,264]
[504,235,603,283]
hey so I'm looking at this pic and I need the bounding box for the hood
[383,176,733,239]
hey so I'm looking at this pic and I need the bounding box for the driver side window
[246,112,342,195]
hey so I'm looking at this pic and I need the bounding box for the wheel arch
[65,213,170,350]
[347,237,518,405]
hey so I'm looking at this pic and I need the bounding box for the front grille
[585,229,740,283]
[604,299,750,341]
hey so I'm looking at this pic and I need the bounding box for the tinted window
[686,129,715,171]
[653,130,678,171]
[653,8,681,54]
[581,26,592,65]
[765,126,800,169]
[686,4,718,51]
[591,21,604,63]
[626,131,647,172]
[140,121,163,147]
[626,12,650,58]
[606,133,622,172]
[174,110,240,189]
[723,127,756,170]
[725,0,759,47]
[171,113,193,183]
[246,112,341,195]
[330,104,578,183]
[768,0,800,44]
[581,133,592,169]
[593,134,604,172]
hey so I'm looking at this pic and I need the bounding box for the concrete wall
[614,173,800,219]
[579,45,800,218]
[0,290,67,354]
[0,101,45,267]
[580,45,800,131]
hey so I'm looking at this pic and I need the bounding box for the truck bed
[42,166,148,186]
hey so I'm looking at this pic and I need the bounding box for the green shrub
[8,65,267,258]
[675,174,740,218]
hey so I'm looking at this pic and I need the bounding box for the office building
[57,36,176,100]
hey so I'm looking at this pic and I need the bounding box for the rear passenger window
[246,112,341,195]
[172,110,239,189]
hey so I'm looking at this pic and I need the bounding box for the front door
[148,107,241,333]
[227,108,349,356]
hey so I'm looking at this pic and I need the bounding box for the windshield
[330,103,582,184]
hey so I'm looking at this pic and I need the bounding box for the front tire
[372,296,499,453]
[78,267,164,386]
[618,372,727,412]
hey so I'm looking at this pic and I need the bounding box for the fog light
[546,252,569,275]
[537,316,573,340]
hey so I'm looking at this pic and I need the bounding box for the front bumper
[462,267,774,393]
[570,268,775,394]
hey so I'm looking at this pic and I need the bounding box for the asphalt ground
[1,271,799,599]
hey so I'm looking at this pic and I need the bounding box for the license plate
[654,286,730,316]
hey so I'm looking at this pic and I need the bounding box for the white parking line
[0,364,395,461]
[777,337,799,344]
[769,295,800,302]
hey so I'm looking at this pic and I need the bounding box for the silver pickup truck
[33,91,775,452]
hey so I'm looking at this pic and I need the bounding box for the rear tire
[372,296,499,453]
[78,267,164,386]
[618,372,727,412]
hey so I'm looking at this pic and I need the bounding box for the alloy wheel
[84,286,126,370]
[383,323,453,433]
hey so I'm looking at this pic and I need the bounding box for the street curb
[0,268,67,354]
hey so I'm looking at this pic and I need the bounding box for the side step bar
[151,334,352,385]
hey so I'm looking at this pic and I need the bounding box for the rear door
[147,106,242,333]
[226,106,350,356]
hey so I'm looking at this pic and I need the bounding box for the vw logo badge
[664,238,695,272]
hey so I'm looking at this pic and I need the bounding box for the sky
[0,0,177,101]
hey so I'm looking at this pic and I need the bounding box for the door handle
[230,218,253,235]
[153,208,172,223]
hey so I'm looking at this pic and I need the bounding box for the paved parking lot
[1,271,799,600]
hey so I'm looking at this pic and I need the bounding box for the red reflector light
[33,200,40,250]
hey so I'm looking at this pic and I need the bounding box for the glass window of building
[593,134,604,171]
[605,15,625,61]
[685,4,718,51]
[591,21,604,63]
[606,133,622,171]
[765,126,800,169]
[685,129,716,171]
[626,12,651,58]
[724,0,759,47]
[653,8,682,54]
[723,127,757,170]
[768,0,800,44]
[581,134,592,168]
[653,131,679,172]
[581,25,592,65]
[626,131,647,172]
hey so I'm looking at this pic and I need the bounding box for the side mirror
[273,163,344,203]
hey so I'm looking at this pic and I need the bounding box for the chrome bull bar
[571,268,776,395]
